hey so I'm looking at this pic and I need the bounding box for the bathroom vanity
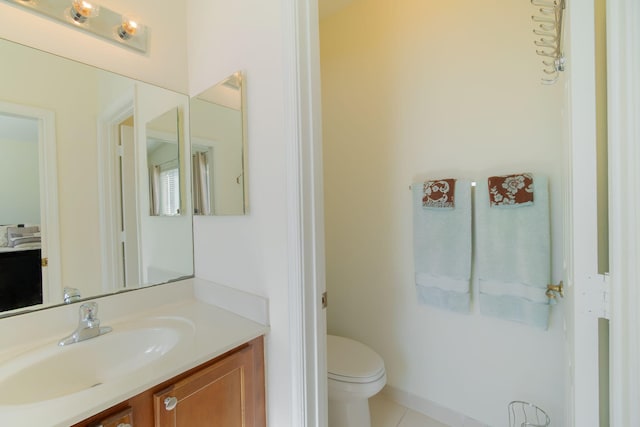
[0,279,269,427]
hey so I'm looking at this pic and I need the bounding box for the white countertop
[0,281,269,426]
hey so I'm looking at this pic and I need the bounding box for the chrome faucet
[58,302,112,346]
[63,287,81,304]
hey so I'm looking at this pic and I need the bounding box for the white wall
[186,0,292,425]
[320,0,565,425]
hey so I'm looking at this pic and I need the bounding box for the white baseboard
[381,385,489,427]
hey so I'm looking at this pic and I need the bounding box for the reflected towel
[476,174,551,329]
[413,179,472,312]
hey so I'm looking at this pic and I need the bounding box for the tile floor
[370,393,451,427]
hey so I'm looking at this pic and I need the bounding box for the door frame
[606,0,640,424]
[285,0,328,426]
[565,1,603,425]
[0,100,61,306]
[559,0,639,424]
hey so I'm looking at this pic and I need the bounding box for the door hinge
[41,257,48,267]
[321,292,328,309]
[117,145,124,157]
[582,273,610,319]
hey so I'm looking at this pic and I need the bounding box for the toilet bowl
[327,335,387,427]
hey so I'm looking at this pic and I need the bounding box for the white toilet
[327,335,387,427]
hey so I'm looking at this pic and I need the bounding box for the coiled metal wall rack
[531,0,566,84]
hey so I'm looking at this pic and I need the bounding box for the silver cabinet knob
[164,396,178,411]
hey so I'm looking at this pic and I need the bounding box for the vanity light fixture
[1,0,148,53]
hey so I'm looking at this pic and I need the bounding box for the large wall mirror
[0,37,194,317]
[190,71,248,216]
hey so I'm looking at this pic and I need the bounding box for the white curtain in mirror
[192,151,211,215]
[149,165,160,216]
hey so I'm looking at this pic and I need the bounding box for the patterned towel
[488,173,534,207]
[422,179,456,209]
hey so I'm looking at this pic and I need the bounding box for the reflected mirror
[0,37,194,317]
[190,71,247,216]
[147,108,181,217]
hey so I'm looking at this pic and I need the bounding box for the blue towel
[412,179,472,312]
[476,174,551,329]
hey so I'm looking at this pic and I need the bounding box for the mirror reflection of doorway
[97,98,142,293]
[0,103,61,313]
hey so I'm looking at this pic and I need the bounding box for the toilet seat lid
[327,335,385,383]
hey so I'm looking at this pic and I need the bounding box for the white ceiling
[318,0,354,20]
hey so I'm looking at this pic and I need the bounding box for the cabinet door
[153,344,257,427]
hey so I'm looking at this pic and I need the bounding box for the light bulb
[70,0,99,23]
[117,15,139,40]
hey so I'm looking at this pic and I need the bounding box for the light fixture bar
[2,0,148,53]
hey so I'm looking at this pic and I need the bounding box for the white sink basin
[0,316,194,405]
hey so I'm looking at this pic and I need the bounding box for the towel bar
[409,181,477,190]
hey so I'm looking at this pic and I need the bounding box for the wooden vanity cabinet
[73,336,265,427]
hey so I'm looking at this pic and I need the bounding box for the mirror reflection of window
[146,107,181,216]
[192,149,211,215]
[159,166,180,215]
